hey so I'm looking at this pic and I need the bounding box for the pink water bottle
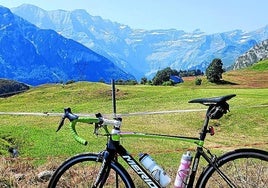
[174,151,192,188]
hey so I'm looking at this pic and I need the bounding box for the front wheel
[48,153,135,188]
[196,148,268,188]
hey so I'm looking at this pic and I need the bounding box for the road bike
[48,94,268,187]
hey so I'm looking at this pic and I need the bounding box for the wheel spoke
[197,149,268,188]
[48,153,134,188]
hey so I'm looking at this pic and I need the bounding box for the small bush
[195,77,202,85]
[162,80,175,86]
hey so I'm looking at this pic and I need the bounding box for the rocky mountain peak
[233,39,268,70]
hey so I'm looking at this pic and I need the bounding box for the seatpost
[199,108,211,141]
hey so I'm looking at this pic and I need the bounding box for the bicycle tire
[196,148,268,188]
[48,153,135,188]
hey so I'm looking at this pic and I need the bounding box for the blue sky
[0,0,267,34]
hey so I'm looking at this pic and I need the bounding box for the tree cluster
[113,79,138,85]
[179,69,203,77]
[152,67,179,85]
[149,67,203,85]
[115,58,224,86]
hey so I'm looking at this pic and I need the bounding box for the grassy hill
[0,61,267,187]
[182,59,268,88]
[223,59,268,88]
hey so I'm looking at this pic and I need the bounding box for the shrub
[162,80,175,86]
[195,77,202,85]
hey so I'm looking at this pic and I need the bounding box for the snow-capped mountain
[0,6,135,85]
[12,4,268,79]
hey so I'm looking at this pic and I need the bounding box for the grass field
[0,61,267,187]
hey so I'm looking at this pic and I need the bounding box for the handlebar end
[74,135,88,146]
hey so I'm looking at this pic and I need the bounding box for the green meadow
[0,61,267,187]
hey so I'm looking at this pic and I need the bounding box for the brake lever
[56,107,73,132]
[93,113,103,135]
[94,123,100,135]
[56,116,65,132]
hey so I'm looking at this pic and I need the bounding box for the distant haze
[0,0,268,34]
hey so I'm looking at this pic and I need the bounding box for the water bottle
[174,151,192,188]
[139,153,171,187]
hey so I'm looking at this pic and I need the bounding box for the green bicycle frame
[62,94,237,187]
[118,131,204,146]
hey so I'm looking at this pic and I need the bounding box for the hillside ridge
[1,60,266,99]
[0,79,29,97]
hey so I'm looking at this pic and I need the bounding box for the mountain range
[11,4,268,80]
[1,4,268,86]
[0,6,135,86]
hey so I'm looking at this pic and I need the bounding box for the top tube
[118,131,204,147]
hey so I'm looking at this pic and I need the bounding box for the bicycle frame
[99,114,216,188]
[57,94,238,187]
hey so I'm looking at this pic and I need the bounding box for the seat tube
[199,115,210,141]
[188,113,210,187]
[187,147,203,188]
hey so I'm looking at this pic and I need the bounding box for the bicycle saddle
[188,94,236,105]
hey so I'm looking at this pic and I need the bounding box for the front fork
[93,139,120,187]
[93,151,113,187]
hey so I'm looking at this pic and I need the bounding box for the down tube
[118,145,162,188]
[119,132,203,187]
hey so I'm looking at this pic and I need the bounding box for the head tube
[111,128,121,141]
